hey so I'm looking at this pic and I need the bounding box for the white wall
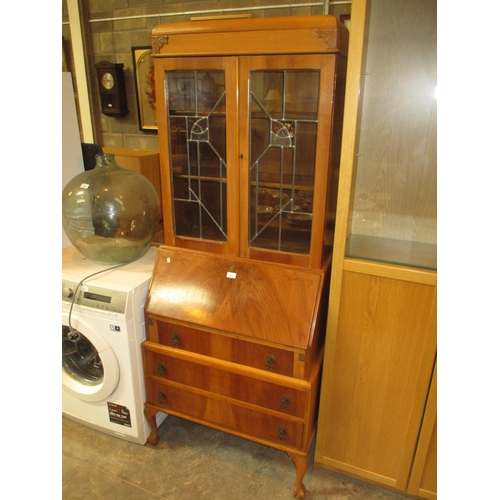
[62,72,85,249]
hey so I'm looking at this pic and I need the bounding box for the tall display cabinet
[142,16,348,500]
[314,1,437,499]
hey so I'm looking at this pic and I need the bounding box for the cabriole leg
[287,452,308,499]
[144,406,160,445]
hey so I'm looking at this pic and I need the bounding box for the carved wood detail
[152,35,168,54]
[315,28,340,49]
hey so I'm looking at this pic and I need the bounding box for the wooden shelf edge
[343,258,437,285]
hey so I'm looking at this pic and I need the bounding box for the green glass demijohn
[62,153,160,265]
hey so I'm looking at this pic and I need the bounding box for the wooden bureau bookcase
[142,15,348,499]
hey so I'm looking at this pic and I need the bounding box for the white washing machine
[62,245,166,444]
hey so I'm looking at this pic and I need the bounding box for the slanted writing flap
[146,246,324,349]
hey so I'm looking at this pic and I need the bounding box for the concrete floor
[62,415,411,500]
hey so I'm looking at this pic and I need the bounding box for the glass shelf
[346,234,436,271]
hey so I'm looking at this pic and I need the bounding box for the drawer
[146,378,304,449]
[155,320,295,377]
[143,346,307,418]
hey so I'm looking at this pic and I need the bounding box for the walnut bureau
[143,246,328,499]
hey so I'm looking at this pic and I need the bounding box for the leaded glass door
[156,58,239,254]
[156,53,340,267]
[239,55,337,267]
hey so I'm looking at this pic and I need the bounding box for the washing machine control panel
[62,280,128,314]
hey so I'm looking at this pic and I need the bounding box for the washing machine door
[62,312,120,402]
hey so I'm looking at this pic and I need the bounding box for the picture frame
[340,14,351,31]
[132,47,157,131]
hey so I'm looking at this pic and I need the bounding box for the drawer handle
[280,395,291,411]
[158,391,166,405]
[277,426,287,441]
[157,362,166,376]
[265,355,276,370]
[171,332,180,346]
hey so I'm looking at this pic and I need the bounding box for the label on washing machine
[107,402,132,428]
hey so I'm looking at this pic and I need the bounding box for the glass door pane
[166,70,227,242]
[346,0,437,270]
[248,70,319,254]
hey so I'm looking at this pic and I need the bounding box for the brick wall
[62,0,351,150]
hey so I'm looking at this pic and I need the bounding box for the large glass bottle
[62,153,160,264]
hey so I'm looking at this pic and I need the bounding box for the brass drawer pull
[171,332,180,346]
[280,395,291,411]
[277,426,287,441]
[265,354,276,370]
[157,362,166,376]
[158,391,166,404]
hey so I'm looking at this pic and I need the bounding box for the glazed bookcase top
[152,15,348,268]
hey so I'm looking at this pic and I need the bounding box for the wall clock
[95,61,129,117]
[101,72,114,90]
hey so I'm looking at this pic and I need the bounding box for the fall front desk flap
[146,246,325,350]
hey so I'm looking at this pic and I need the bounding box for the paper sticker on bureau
[107,402,132,427]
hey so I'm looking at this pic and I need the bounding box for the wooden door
[407,363,437,499]
[315,268,436,491]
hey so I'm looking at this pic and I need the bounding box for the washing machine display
[62,246,166,444]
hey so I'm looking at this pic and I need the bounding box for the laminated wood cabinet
[143,246,329,499]
[314,0,437,498]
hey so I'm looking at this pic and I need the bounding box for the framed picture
[132,47,157,131]
[340,14,351,31]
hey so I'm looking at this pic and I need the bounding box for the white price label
[226,272,236,279]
